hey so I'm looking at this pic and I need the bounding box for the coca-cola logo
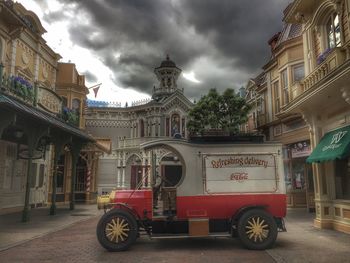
[230,172,248,182]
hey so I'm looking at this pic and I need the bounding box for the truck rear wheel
[237,209,277,250]
[96,209,138,251]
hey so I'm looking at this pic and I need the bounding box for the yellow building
[55,63,111,204]
[0,0,94,220]
[283,0,350,233]
[246,19,314,210]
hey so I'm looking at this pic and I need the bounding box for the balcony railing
[118,136,170,148]
[0,72,35,105]
[0,64,79,127]
[285,47,346,104]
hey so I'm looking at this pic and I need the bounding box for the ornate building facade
[246,20,314,211]
[0,1,103,219]
[247,0,350,234]
[283,0,350,234]
[85,56,193,194]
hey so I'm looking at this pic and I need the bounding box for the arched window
[72,98,81,125]
[171,113,180,136]
[140,119,145,138]
[326,13,341,49]
[72,99,80,113]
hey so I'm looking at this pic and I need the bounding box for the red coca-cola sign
[230,172,248,182]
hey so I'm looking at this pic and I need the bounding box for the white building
[85,56,194,194]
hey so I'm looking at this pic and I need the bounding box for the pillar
[70,140,84,210]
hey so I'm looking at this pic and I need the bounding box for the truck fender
[109,202,140,219]
[108,203,151,235]
[230,205,268,234]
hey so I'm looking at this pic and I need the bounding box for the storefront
[307,124,350,233]
[284,140,315,211]
[0,91,93,221]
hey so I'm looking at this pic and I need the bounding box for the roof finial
[166,54,170,60]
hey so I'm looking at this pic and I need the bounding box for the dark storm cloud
[37,0,290,99]
[82,70,98,83]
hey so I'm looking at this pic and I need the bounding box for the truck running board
[151,233,231,239]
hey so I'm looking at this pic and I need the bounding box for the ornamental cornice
[85,119,131,128]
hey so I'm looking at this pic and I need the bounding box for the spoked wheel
[237,209,277,250]
[96,209,138,251]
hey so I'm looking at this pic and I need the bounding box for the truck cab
[96,137,287,251]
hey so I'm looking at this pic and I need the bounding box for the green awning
[306,125,350,163]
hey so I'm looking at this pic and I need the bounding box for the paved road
[1,209,350,263]
[0,216,274,263]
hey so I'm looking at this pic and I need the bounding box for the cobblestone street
[0,215,274,263]
[1,208,350,263]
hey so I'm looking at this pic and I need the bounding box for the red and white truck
[96,137,286,251]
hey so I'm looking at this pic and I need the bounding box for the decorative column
[10,40,17,75]
[69,141,84,210]
[121,151,126,188]
[142,151,146,187]
[116,151,121,188]
[121,167,126,188]
[34,54,39,81]
[147,151,152,187]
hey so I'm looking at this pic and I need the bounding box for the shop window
[335,159,350,200]
[292,64,304,83]
[327,13,341,49]
[284,142,313,192]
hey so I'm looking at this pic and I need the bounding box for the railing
[87,99,121,108]
[131,98,151,107]
[118,136,169,148]
[284,47,346,104]
[288,81,303,102]
[0,63,79,127]
[0,70,36,105]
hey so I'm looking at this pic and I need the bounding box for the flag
[93,85,100,98]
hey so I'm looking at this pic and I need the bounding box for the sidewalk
[0,204,103,251]
[268,208,350,263]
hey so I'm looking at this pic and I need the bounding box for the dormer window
[327,13,341,49]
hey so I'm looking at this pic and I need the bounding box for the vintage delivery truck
[96,137,286,251]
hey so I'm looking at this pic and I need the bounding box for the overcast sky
[18,0,290,104]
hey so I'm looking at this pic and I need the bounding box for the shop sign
[204,154,277,193]
[37,87,62,114]
[290,141,311,158]
[322,131,347,152]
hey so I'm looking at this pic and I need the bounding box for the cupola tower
[152,55,182,100]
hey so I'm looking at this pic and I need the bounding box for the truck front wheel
[237,209,277,250]
[96,209,138,251]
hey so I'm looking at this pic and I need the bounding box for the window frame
[292,63,305,83]
[280,69,289,105]
[273,81,280,114]
[326,12,341,49]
